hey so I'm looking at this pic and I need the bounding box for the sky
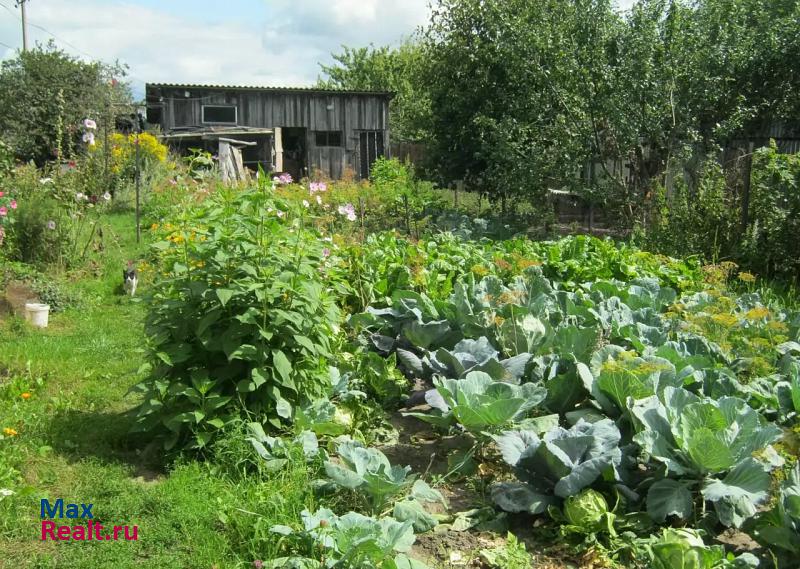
[0,0,637,99]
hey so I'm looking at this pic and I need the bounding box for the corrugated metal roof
[147,82,393,97]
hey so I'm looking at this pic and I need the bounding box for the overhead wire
[0,0,150,86]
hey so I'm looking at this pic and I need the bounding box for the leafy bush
[640,161,740,264]
[132,187,342,450]
[741,141,800,280]
[2,163,111,267]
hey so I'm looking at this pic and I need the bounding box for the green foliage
[406,371,546,434]
[491,419,622,513]
[748,463,800,556]
[132,188,342,451]
[268,508,429,569]
[318,43,431,143]
[2,163,112,268]
[640,161,740,263]
[478,533,533,569]
[0,42,131,164]
[631,387,782,527]
[323,439,415,513]
[563,489,614,534]
[741,141,800,280]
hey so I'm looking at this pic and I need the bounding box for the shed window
[314,131,342,147]
[202,105,237,124]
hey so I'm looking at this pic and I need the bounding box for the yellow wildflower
[20,392,31,400]
[471,265,489,277]
[3,427,18,437]
[744,307,770,321]
[711,313,739,327]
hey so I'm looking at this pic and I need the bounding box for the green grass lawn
[0,213,321,568]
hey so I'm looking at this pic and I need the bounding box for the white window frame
[201,104,238,125]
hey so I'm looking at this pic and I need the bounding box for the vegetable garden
[83,172,797,568]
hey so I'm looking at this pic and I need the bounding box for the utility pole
[15,1,28,52]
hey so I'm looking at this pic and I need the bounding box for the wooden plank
[274,127,283,172]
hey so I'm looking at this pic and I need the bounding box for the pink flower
[0,207,7,217]
[9,200,17,209]
[0,191,4,197]
[253,561,264,569]
[46,220,56,230]
[322,248,331,258]
[169,179,177,186]
[83,118,97,130]
[338,203,357,221]
[309,182,327,194]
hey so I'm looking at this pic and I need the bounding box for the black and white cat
[123,261,138,297]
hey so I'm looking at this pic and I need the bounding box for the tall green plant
[132,187,342,451]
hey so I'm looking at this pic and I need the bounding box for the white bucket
[24,303,50,328]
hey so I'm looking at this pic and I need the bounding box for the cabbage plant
[749,462,800,554]
[404,371,546,434]
[427,337,532,382]
[324,439,415,512]
[646,528,758,569]
[490,418,623,514]
[268,508,430,569]
[631,387,782,527]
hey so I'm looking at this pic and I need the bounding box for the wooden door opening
[282,127,307,181]
[358,131,385,179]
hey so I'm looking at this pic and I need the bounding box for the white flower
[75,192,85,201]
[103,192,112,201]
[316,195,322,205]
[82,132,95,145]
[302,199,310,208]
[0,489,14,497]
[39,177,53,184]
[82,118,97,130]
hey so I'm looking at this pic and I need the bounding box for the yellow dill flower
[744,307,770,321]
[471,265,489,277]
[766,321,789,333]
[711,313,739,327]
[738,272,756,283]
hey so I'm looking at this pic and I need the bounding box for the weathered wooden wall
[147,85,391,179]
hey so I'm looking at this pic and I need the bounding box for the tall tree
[0,41,131,164]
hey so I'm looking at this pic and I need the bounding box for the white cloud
[0,0,431,96]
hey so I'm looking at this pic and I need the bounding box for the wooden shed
[145,83,393,180]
